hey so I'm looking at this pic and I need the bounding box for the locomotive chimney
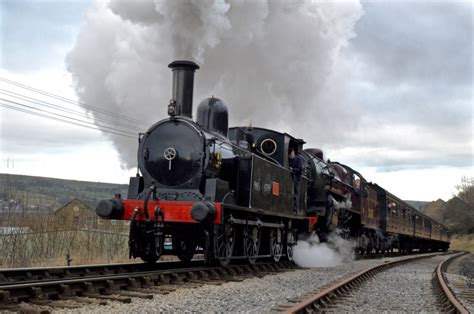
[168,60,200,118]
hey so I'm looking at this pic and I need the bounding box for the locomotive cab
[229,127,309,214]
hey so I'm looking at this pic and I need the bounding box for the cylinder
[168,60,200,118]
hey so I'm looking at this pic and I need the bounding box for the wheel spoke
[244,226,260,264]
[270,228,283,262]
[214,221,235,266]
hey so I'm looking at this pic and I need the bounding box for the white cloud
[356,166,474,202]
[0,69,136,184]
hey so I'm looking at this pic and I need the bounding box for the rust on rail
[436,252,469,314]
[283,252,447,314]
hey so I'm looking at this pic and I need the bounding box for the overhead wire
[0,89,143,132]
[0,77,154,127]
[0,100,137,139]
[0,76,161,140]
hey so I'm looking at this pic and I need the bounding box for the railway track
[0,260,204,286]
[434,252,472,313]
[0,260,295,312]
[277,252,470,313]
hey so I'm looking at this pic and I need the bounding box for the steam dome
[196,97,229,137]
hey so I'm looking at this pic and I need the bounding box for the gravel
[325,254,451,313]
[459,253,474,288]
[56,253,441,313]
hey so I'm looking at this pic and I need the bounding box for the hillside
[424,197,473,234]
[0,173,128,212]
[404,200,430,211]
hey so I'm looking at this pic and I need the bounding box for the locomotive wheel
[270,228,283,262]
[214,221,235,266]
[244,225,260,264]
[173,237,196,262]
[286,230,297,262]
[359,234,369,256]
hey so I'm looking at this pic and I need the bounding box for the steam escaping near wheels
[293,231,356,268]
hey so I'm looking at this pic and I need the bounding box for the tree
[456,176,474,206]
[455,176,474,233]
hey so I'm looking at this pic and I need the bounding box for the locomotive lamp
[168,99,177,116]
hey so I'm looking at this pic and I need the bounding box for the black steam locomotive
[97,60,450,265]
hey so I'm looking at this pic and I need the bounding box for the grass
[0,230,130,268]
[450,233,474,252]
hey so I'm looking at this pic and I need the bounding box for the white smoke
[67,0,364,169]
[329,193,352,210]
[293,231,356,268]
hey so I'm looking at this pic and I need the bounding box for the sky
[0,0,472,201]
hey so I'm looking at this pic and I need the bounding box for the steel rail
[283,252,449,314]
[434,252,469,314]
[0,260,205,286]
[0,261,294,307]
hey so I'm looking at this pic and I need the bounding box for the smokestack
[168,60,200,118]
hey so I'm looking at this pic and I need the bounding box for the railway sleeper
[213,275,245,282]
[187,279,224,285]
[118,290,154,299]
[319,297,330,308]
[0,290,11,304]
[125,278,140,288]
[59,295,107,306]
[129,287,171,295]
[82,293,132,303]
[29,299,82,309]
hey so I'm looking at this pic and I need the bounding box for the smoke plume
[293,231,356,268]
[67,0,363,169]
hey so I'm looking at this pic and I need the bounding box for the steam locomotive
[96,60,450,265]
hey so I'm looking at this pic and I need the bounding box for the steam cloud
[293,231,356,268]
[67,0,363,169]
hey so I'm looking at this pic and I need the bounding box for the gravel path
[325,254,450,313]
[56,253,440,313]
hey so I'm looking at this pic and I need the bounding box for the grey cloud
[350,1,472,85]
[350,150,472,172]
[328,1,473,172]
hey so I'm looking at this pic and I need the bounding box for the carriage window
[260,138,277,155]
